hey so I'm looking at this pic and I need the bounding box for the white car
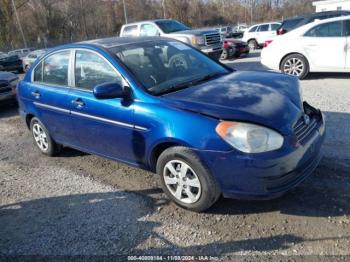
[261,16,350,79]
[242,22,281,49]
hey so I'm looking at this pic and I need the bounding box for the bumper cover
[195,109,326,200]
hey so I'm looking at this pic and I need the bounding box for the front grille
[0,87,12,94]
[0,81,9,88]
[293,102,322,145]
[205,33,221,46]
[293,116,318,144]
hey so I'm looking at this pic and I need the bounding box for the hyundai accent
[17,37,325,212]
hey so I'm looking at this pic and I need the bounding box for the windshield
[155,20,190,33]
[109,40,231,95]
[282,18,303,31]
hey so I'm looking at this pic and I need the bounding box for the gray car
[0,71,18,103]
[22,49,47,72]
[120,19,223,59]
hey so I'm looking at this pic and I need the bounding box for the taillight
[263,40,273,48]
[277,28,286,35]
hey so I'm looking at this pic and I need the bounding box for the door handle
[72,98,85,107]
[31,91,41,99]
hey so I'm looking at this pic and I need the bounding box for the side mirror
[93,81,125,99]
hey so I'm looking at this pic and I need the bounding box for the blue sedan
[17,37,325,212]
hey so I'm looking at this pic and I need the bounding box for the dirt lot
[1,51,350,259]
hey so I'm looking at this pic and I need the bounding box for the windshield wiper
[156,72,226,96]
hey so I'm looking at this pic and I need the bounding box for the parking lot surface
[1,51,350,257]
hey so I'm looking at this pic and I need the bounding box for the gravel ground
[1,51,350,259]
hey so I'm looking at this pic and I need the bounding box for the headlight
[192,36,205,45]
[216,121,284,153]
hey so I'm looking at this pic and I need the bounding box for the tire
[248,39,258,50]
[156,146,221,212]
[220,49,228,60]
[280,54,309,80]
[30,117,61,156]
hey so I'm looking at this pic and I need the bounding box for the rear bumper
[195,110,326,200]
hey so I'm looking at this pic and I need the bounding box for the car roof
[283,15,350,36]
[283,10,350,21]
[249,22,280,28]
[78,36,170,49]
[122,19,176,27]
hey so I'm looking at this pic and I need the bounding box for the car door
[28,50,76,145]
[70,49,135,162]
[302,20,346,69]
[256,24,271,44]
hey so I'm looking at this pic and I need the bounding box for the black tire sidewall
[281,54,309,80]
[156,146,220,212]
[30,117,55,156]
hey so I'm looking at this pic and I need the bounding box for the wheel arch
[148,139,190,173]
[25,113,35,129]
[279,52,309,71]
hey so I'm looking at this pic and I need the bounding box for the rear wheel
[157,146,221,212]
[30,117,61,156]
[248,39,258,50]
[281,54,309,79]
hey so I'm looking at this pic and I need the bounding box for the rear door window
[42,51,70,86]
[304,21,343,37]
[257,24,269,32]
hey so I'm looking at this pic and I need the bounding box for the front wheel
[157,146,221,212]
[220,49,228,60]
[30,117,61,156]
[280,54,309,79]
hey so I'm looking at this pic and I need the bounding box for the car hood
[0,71,18,82]
[162,71,303,134]
[170,29,219,36]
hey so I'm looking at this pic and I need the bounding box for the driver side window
[75,50,122,90]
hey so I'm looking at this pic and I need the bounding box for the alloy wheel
[32,123,49,151]
[163,160,201,204]
[283,57,304,76]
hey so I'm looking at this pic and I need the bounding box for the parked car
[221,39,249,59]
[0,53,23,73]
[234,24,248,32]
[231,24,249,38]
[276,10,350,35]
[0,71,18,103]
[261,16,350,79]
[8,48,34,58]
[17,37,325,212]
[120,19,223,60]
[242,22,281,49]
[22,49,47,72]
[215,26,233,38]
